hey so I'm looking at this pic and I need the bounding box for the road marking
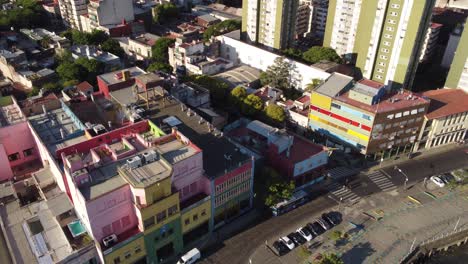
[367,171,397,192]
[327,182,361,203]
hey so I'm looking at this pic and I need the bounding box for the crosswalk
[367,170,397,192]
[327,182,361,204]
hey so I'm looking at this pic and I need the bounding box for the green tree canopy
[151,37,176,63]
[302,46,342,64]
[184,75,230,106]
[0,0,48,30]
[101,38,125,57]
[88,30,108,46]
[203,19,241,41]
[147,62,173,73]
[316,253,344,264]
[282,48,303,61]
[75,57,105,84]
[242,94,263,116]
[229,86,247,106]
[260,57,292,90]
[56,61,86,82]
[42,82,62,94]
[153,3,179,24]
[71,30,90,45]
[265,104,286,123]
[306,78,323,92]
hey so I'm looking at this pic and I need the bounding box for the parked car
[307,222,325,236]
[177,248,201,264]
[317,218,332,230]
[287,232,306,245]
[280,236,295,250]
[272,240,290,256]
[297,227,313,241]
[322,212,342,226]
[430,175,446,187]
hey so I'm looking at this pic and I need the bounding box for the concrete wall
[96,0,134,26]
[0,144,13,181]
[293,150,328,177]
[217,33,330,90]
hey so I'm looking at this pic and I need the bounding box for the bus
[271,190,309,216]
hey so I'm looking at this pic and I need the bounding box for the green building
[241,0,299,50]
[445,19,468,92]
[324,0,436,89]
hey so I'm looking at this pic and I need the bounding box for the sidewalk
[366,144,466,172]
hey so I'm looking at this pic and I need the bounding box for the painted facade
[445,19,468,93]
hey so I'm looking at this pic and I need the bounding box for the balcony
[100,225,143,254]
[180,193,210,213]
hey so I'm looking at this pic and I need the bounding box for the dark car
[272,240,290,256]
[287,232,306,245]
[307,221,325,236]
[322,212,342,226]
[317,218,332,230]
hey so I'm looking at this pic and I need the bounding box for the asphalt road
[200,146,468,264]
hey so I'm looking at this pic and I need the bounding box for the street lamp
[394,166,409,189]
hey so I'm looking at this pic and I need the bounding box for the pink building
[0,96,40,181]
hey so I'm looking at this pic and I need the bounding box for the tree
[147,62,173,73]
[203,19,241,41]
[282,48,303,61]
[306,78,323,92]
[302,46,342,64]
[151,37,176,63]
[43,82,62,94]
[265,104,286,123]
[88,30,108,45]
[242,94,263,116]
[229,86,247,106]
[0,0,48,30]
[101,39,125,58]
[71,30,90,45]
[75,57,104,84]
[63,79,79,88]
[56,61,86,82]
[27,86,40,97]
[316,253,344,264]
[261,57,292,90]
[40,36,52,49]
[265,180,295,207]
[329,230,343,242]
[185,75,230,106]
[153,3,179,24]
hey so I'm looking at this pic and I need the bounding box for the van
[177,248,201,264]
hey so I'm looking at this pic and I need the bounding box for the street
[200,145,468,264]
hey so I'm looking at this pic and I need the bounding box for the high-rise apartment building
[324,0,436,89]
[80,0,134,33]
[445,19,468,92]
[242,0,299,50]
[58,0,88,30]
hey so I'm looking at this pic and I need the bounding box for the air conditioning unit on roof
[142,150,157,163]
[127,156,142,169]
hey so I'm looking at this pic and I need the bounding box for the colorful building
[309,73,430,159]
[58,120,214,263]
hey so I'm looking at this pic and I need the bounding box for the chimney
[122,70,130,81]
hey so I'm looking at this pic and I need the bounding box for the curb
[407,196,422,205]
[423,191,437,200]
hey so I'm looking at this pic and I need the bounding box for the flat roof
[156,137,199,164]
[423,89,468,119]
[148,96,250,178]
[80,167,127,200]
[98,67,145,86]
[335,90,429,114]
[315,73,353,97]
[214,65,260,88]
[28,108,80,147]
[118,149,173,188]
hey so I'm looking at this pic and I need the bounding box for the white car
[280,236,295,250]
[430,175,445,187]
[297,227,313,241]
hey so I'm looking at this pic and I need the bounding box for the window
[144,217,154,229]
[102,224,112,236]
[386,26,394,32]
[156,211,167,223]
[168,228,173,235]
[185,218,190,225]
[193,214,198,221]
[381,48,389,53]
[135,246,141,254]
[380,55,388,60]
[331,103,341,109]
[390,11,398,16]
[377,68,384,73]
[8,152,20,161]
[23,148,34,157]
[391,4,400,8]
[395,112,402,118]
[410,109,418,115]
[124,251,131,259]
[168,205,178,216]
[387,114,394,119]
[362,114,371,120]
[384,34,393,39]
[418,107,425,113]
[114,257,121,264]
[121,215,131,227]
[387,19,396,24]
[403,111,410,116]
[378,61,386,66]
[201,209,207,216]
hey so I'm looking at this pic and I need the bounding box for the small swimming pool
[67,220,86,238]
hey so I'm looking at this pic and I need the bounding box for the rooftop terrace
[98,67,145,86]
[0,96,25,127]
